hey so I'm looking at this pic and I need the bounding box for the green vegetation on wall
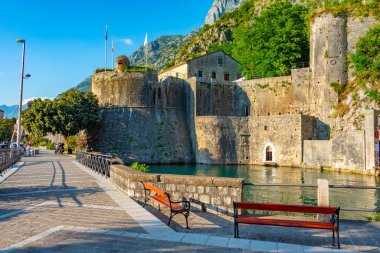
[351,24,380,104]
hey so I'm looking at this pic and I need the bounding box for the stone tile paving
[142,198,380,252]
[0,151,145,250]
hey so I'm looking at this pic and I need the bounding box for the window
[218,57,223,65]
[224,73,230,81]
[237,73,242,80]
[198,70,203,77]
[266,146,273,161]
[211,72,216,79]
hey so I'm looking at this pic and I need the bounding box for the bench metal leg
[168,211,190,229]
[337,228,340,249]
[332,229,335,246]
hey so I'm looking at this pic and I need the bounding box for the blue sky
[0,0,213,105]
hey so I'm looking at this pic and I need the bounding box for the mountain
[0,104,26,119]
[73,76,92,92]
[129,30,200,71]
[205,0,248,25]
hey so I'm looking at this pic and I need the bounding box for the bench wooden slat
[142,182,166,197]
[236,217,336,230]
[236,202,337,214]
[148,195,184,212]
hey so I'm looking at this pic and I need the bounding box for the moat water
[149,164,380,220]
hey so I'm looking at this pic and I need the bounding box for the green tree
[0,118,16,142]
[54,89,101,138]
[22,99,56,137]
[22,90,101,140]
[232,1,310,78]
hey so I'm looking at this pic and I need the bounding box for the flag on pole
[144,32,148,68]
[144,32,148,46]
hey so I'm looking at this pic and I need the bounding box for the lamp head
[24,74,31,79]
[16,39,25,43]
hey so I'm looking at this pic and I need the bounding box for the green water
[149,164,380,220]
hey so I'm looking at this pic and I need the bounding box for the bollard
[317,179,330,222]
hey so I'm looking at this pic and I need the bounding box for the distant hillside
[129,31,200,71]
[73,76,92,92]
[0,104,26,119]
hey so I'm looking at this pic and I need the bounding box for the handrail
[75,150,112,177]
[244,182,380,190]
[244,182,380,213]
[0,151,22,175]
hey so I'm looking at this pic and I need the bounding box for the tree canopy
[0,118,16,142]
[232,1,310,79]
[22,89,101,138]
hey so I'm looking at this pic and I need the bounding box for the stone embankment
[110,164,244,215]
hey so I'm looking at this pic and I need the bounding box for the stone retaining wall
[110,164,244,215]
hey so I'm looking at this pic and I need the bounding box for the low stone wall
[110,164,244,215]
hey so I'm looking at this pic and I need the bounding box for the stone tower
[116,55,130,74]
[309,13,347,124]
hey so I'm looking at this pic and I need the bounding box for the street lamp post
[16,39,26,150]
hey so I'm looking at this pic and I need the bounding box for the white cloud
[120,38,133,46]
[22,97,53,105]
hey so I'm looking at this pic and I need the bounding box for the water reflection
[149,164,380,220]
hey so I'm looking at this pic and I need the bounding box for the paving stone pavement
[0,150,372,252]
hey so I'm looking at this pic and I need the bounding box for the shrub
[46,142,55,150]
[130,162,149,173]
[38,140,47,147]
[65,135,78,151]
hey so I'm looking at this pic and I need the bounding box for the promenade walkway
[0,150,377,252]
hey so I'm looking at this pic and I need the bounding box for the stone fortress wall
[89,13,379,173]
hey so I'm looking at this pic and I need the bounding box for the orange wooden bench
[233,202,341,248]
[142,182,191,228]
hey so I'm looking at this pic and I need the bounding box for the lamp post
[16,39,26,150]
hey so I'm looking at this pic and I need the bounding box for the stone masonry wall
[194,116,250,164]
[303,140,332,168]
[88,107,193,164]
[110,164,244,215]
[92,70,157,107]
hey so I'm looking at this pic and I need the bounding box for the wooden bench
[233,202,341,248]
[142,182,191,228]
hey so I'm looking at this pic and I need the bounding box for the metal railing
[76,150,112,177]
[0,151,22,175]
[244,182,380,213]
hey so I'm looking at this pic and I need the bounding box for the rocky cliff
[205,0,248,25]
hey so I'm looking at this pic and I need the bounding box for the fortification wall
[110,164,244,215]
[196,78,250,117]
[248,114,314,167]
[194,116,250,164]
[88,107,193,164]
[92,70,157,107]
[303,140,332,167]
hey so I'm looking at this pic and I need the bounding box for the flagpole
[112,38,114,69]
[105,24,108,72]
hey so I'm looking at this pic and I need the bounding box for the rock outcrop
[205,0,248,25]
